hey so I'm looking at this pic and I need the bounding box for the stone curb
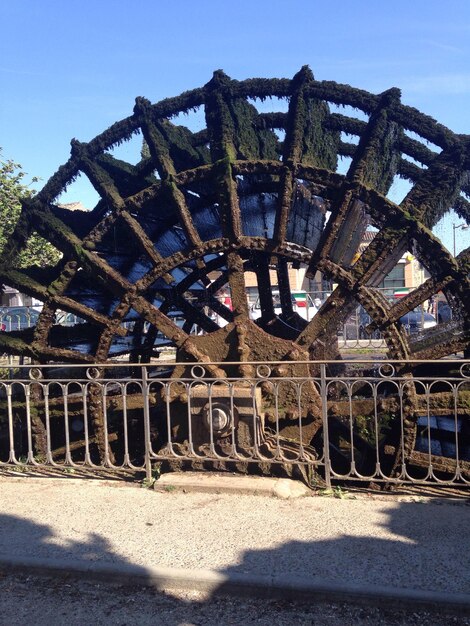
[1,555,469,616]
[153,472,312,498]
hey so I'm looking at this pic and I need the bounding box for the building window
[380,265,405,295]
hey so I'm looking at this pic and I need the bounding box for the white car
[250,292,321,322]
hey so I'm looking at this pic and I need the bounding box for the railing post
[142,365,152,481]
[6,385,16,463]
[320,363,332,488]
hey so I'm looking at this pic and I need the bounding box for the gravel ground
[0,477,469,596]
[0,573,468,626]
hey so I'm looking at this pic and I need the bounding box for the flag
[292,292,307,307]
[393,288,409,298]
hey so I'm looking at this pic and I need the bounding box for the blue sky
[1,0,470,253]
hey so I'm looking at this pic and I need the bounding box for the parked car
[0,307,40,331]
[436,300,452,324]
[344,306,436,339]
[398,309,436,334]
[250,292,321,322]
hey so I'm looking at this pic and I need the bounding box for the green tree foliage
[0,150,61,267]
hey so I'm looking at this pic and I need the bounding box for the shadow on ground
[220,497,470,594]
[0,499,469,625]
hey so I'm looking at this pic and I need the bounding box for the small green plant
[9,456,28,473]
[11,464,27,473]
[141,464,162,489]
[0,367,12,379]
[319,486,350,499]
[164,484,176,493]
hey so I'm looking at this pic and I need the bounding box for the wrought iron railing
[0,307,83,332]
[0,360,468,488]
